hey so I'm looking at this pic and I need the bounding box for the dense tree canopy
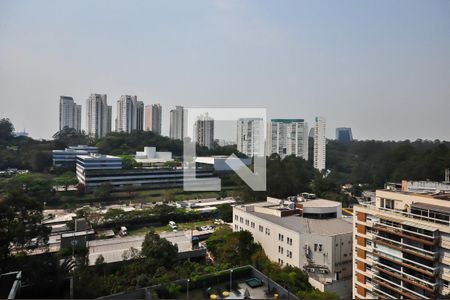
[0,118,14,141]
[326,139,450,187]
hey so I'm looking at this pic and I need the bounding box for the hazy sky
[1,0,449,141]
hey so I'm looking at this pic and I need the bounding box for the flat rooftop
[87,231,196,265]
[301,199,341,208]
[381,189,450,201]
[248,211,352,235]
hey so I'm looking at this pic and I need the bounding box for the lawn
[51,186,239,209]
[128,220,215,236]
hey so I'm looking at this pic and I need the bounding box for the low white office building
[233,197,353,298]
[134,147,173,166]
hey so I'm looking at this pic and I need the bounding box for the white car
[168,221,177,229]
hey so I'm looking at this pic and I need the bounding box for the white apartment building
[169,106,184,140]
[268,119,308,159]
[236,118,264,157]
[59,96,81,131]
[115,95,144,133]
[353,189,450,299]
[233,197,353,298]
[194,113,214,149]
[144,104,162,134]
[86,94,112,139]
[314,116,326,171]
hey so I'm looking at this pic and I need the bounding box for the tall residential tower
[194,113,214,149]
[268,119,308,159]
[86,94,111,139]
[144,104,162,134]
[115,95,144,133]
[59,96,81,131]
[169,106,184,140]
[313,116,326,171]
[353,188,450,299]
[236,118,264,157]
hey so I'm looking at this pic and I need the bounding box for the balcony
[372,251,436,277]
[358,203,450,227]
[373,224,436,246]
[374,237,437,261]
[372,277,421,299]
[442,239,450,250]
[441,255,450,266]
[373,265,436,293]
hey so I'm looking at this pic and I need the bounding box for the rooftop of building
[301,199,341,208]
[76,154,121,160]
[236,198,351,236]
[381,188,450,201]
[249,211,352,235]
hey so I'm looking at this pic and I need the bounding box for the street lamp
[186,279,190,300]
[229,269,233,292]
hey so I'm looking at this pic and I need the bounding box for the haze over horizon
[1,0,449,141]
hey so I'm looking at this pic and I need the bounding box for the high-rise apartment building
[336,127,353,142]
[194,113,214,149]
[86,94,112,139]
[169,106,184,140]
[313,116,326,171]
[236,118,264,157]
[353,189,450,299]
[268,119,308,159]
[144,104,162,134]
[115,95,144,133]
[59,96,81,131]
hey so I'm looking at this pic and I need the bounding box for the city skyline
[1,0,450,141]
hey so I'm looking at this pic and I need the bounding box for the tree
[216,203,233,222]
[94,182,113,201]
[55,172,78,191]
[7,173,55,202]
[0,118,14,141]
[52,127,92,147]
[30,150,52,172]
[162,190,174,203]
[0,190,50,264]
[141,229,178,267]
[118,155,138,170]
[205,227,258,266]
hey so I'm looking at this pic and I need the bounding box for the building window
[278,246,284,254]
[278,258,284,265]
[279,234,284,241]
[287,237,292,245]
[259,225,263,232]
[239,217,243,223]
[287,250,292,258]
[234,215,238,221]
[245,219,249,226]
[265,228,270,235]
[234,225,238,230]
[314,244,318,251]
[251,222,255,228]
[319,244,322,252]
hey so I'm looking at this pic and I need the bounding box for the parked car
[168,221,177,229]
[119,226,128,236]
